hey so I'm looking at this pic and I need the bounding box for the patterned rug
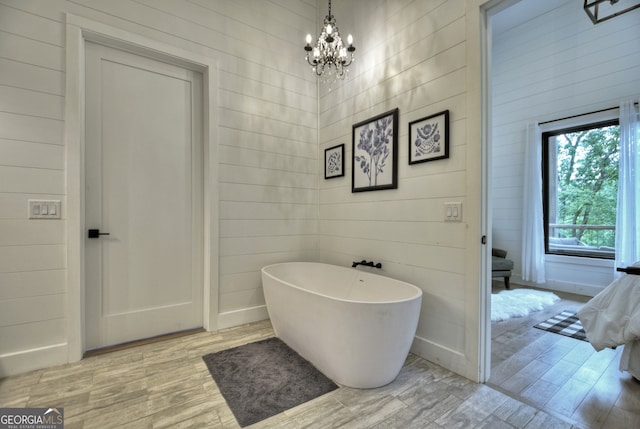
[533,310,588,342]
[202,337,338,427]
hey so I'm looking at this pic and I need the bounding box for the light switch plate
[444,202,462,222]
[29,200,61,219]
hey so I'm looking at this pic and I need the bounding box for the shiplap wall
[491,0,640,295]
[317,0,475,375]
[1,0,490,380]
[0,0,318,376]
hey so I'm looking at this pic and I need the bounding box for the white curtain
[522,122,546,283]
[616,98,640,269]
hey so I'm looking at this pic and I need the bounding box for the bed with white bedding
[577,266,640,379]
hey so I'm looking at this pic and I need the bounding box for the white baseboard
[510,276,604,297]
[410,335,476,381]
[217,305,270,330]
[0,343,68,378]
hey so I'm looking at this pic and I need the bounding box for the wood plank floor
[1,320,584,429]
[488,283,640,429]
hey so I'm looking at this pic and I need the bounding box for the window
[542,120,619,259]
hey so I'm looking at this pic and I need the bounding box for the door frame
[64,14,219,361]
[476,0,519,382]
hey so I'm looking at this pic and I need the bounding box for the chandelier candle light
[305,0,355,80]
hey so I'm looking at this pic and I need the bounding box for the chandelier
[584,0,640,24]
[304,0,355,80]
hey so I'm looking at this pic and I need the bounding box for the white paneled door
[84,41,204,350]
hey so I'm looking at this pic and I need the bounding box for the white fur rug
[491,288,560,322]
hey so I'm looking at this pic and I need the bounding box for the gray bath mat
[202,337,338,427]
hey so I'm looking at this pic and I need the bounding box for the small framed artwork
[324,144,344,179]
[408,109,449,164]
[352,108,399,192]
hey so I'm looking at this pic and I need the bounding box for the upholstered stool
[492,248,514,289]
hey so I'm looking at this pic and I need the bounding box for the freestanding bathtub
[261,262,422,388]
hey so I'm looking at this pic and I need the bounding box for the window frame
[541,118,619,260]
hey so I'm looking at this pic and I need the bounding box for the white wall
[1,0,490,382]
[491,0,640,295]
[0,0,318,376]
[317,0,485,380]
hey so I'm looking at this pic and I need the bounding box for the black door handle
[88,229,110,238]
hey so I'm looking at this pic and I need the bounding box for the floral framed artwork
[352,108,399,192]
[324,144,344,179]
[408,109,449,164]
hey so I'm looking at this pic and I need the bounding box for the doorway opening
[482,1,639,427]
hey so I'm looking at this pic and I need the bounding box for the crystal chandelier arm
[340,55,354,67]
[306,55,319,67]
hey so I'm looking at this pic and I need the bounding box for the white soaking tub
[261,262,422,388]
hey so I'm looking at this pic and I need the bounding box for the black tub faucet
[352,260,382,269]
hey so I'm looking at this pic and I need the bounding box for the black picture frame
[408,109,449,164]
[351,108,399,192]
[324,144,344,179]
